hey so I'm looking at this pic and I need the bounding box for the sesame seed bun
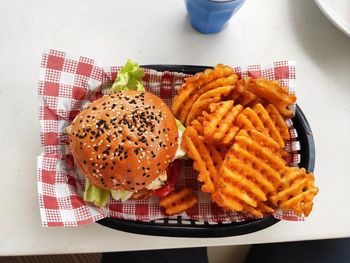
[68,90,178,192]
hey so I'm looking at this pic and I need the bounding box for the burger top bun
[68,90,178,192]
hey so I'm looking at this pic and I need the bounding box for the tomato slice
[152,160,180,197]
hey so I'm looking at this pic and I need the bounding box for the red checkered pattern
[38,50,301,227]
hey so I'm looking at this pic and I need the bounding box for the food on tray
[245,78,297,117]
[270,167,318,216]
[212,129,285,216]
[182,125,217,193]
[172,64,238,125]
[159,188,197,215]
[178,65,318,217]
[66,60,186,207]
[203,101,243,145]
[228,77,297,117]
[185,85,234,126]
[266,104,291,141]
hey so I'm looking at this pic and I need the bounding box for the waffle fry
[203,101,243,145]
[186,97,220,128]
[175,66,318,218]
[270,167,318,216]
[266,104,290,141]
[229,78,259,107]
[234,107,269,136]
[246,78,296,117]
[182,126,217,193]
[253,103,285,148]
[212,130,285,214]
[172,65,237,123]
[203,100,234,138]
[185,85,234,126]
[206,144,229,171]
[159,188,198,215]
[190,119,205,136]
[179,74,237,123]
[242,202,275,217]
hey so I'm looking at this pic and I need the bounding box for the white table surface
[1,0,350,256]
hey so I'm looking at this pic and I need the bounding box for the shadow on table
[246,238,350,263]
[100,238,350,263]
[288,0,350,84]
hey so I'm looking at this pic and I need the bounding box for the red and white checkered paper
[37,50,302,227]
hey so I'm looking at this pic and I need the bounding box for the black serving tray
[97,65,315,237]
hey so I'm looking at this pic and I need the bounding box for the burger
[66,60,185,207]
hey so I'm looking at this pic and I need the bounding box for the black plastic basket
[97,65,315,237]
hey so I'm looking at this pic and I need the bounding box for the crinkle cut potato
[159,188,197,216]
[176,64,318,218]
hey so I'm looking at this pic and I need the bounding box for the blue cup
[185,0,246,34]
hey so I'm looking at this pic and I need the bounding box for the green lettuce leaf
[175,119,185,133]
[111,189,133,202]
[110,59,145,92]
[84,179,110,207]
